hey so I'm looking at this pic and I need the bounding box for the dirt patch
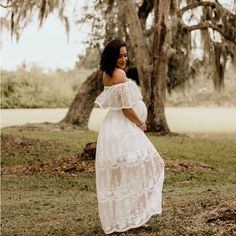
[1,134,214,176]
[1,134,93,176]
[206,201,236,224]
[165,159,214,172]
[203,201,236,235]
[1,154,95,176]
[1,134,73,166]
[1,133,57,150]
[2,158,213,176]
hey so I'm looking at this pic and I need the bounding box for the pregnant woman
[95,39,165,234]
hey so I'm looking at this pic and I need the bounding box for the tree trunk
[117,0,151,103]
[118,0,170,134]
[60,70,103,128]
[213,43,225,92]
[148,0,171,134]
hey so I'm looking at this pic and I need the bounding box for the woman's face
[116,46,128,69]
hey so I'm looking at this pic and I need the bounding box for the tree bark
[117,0,151,103]
[60,70,103,128]
[138,0,155,30]
[148,0,171,134]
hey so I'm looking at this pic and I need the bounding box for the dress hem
[103,210,162,235]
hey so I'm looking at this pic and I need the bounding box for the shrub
[1,65,93,108]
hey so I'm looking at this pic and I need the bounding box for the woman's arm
[122,108,146,131]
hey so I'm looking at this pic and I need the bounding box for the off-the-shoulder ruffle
[94,79,143,110]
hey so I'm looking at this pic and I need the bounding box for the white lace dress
[95,79,165,234]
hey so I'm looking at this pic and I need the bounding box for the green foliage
[75,46,100,69]
[166,65,236,107]
[1,65,93,108]
[167,19,193,91]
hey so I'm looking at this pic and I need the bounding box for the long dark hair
[100,39,126,77]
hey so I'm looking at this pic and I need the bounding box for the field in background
[1,125,236,235]
[2,107,236,133]
[88,107,236,133]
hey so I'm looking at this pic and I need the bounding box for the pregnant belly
[133,100,147,122]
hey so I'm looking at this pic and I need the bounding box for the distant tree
[75,46,100,69]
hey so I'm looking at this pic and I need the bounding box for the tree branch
[179,1,234,16]
[138,0,154,20]
[138,0,154,29]
[0,3,13,8]
[0,0,20,9]
[186,22,236,44]
[105,0,115,15]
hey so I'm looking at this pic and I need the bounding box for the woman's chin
[117,65,126,69]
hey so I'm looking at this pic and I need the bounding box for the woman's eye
[119,54,128,58]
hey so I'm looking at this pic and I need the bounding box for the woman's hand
[138,122,147,132]
[121,108,146,131]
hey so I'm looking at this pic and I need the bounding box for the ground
[1,123,236,235]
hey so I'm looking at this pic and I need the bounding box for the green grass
[1,126,236,235]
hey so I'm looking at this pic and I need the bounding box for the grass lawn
[1,124,236,235]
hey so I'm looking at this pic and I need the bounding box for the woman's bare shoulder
[112,68,128,84]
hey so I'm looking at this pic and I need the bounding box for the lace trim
[97,169,164,202]
[96,149,161,167]
[104,209,162,234]
[96,151,164,200]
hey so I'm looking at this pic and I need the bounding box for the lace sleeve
[95,80,142,110]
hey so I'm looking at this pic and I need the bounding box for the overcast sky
[1,15,90,71]
[0,0,234,71]
[1,1,92,71]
